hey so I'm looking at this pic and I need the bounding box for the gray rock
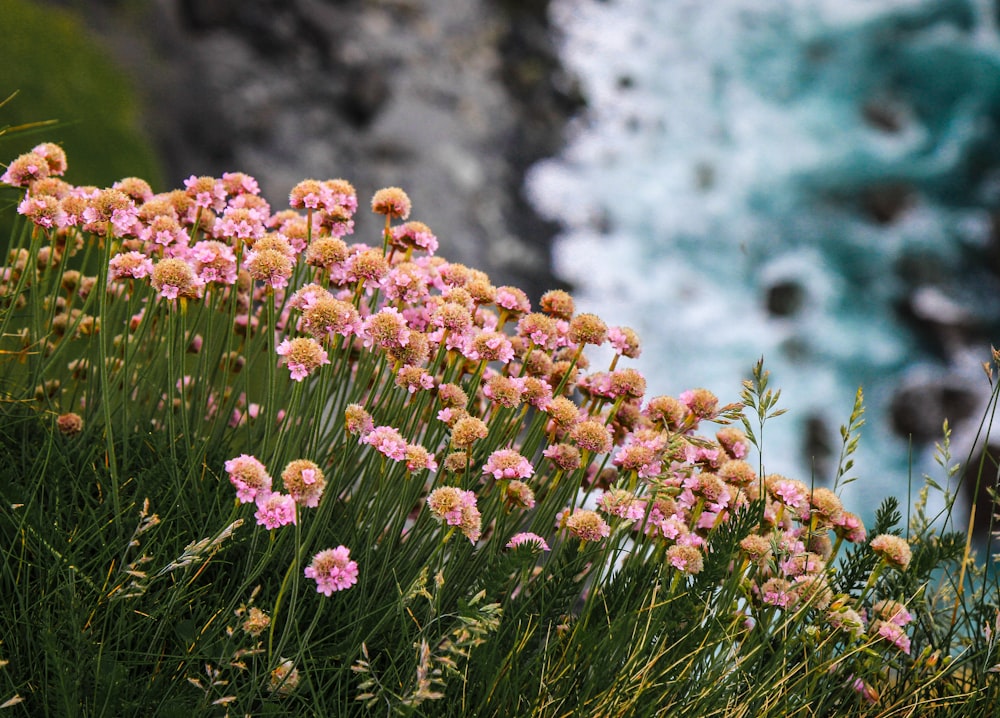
[42,0,580,298]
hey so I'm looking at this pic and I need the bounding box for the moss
[0,0,162,190]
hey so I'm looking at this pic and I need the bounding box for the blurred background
[4,0,1000,531]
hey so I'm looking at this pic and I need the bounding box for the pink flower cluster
[225,455,331,530]
[304,546,359,595]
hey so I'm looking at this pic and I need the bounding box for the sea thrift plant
[2,144,999,717]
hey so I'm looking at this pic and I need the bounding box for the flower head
[225,454,272,503]
[427,487,481,543]
[2,151,50,186]
[276,337,330,381]
[568,313,608,346]
[542,443,582,471]
[306,236,350,269]
[468,330,515,363]
[363,425,408,461]
[570,419,613,454]
[32,142,68,175]
[300,293,360,339]
[371,186,412,219]
[18,194,61,228]
[667,544,705,575]
[404,444,438,473]
[254,492,297,530]
[506,532,550,551]
[389,220,438,254]
[451,416,488,449]
[598,488,645,522]
[495,286,531,316]
[190,240,238,284]
[151,258,204,300]
[184,175,225,211]
[539,289,574,320]
[873,599,913,627]
[679,388,719,420]
[56,412,83,436]
[241,607,271,636]
[304,546,359,595]
[109,251,155,281]
[483,449,534,480]
[760,577,798,609]
[608,326,641,358]
[290,179,330,210]
[874,620,911,655]
[564,508,611,543]
[345,404,374,438]
[504,480,536,510]
[281,459,326,507]
[362,307,410,351]
[268,659,300,696]
[870,534,912,570]
[244,248,294,289]
[834,511,867,543]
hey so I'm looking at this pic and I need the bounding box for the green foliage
[0,0,161,187]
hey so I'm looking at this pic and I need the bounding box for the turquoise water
[529,0,1000,524]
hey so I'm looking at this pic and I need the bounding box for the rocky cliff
[47,0,582,297]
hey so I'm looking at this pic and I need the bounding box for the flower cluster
[1,144,931,708]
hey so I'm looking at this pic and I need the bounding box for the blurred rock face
[45,0,582,297]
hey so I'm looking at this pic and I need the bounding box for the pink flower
[667,544,704,574]
[17,195,60,228]
[110,206,139,236]
[870,534,912,570]
[613,444,661,479]
[608,326,641,358]
[482,449,534,480]
[222,171,260,196]
[244,248,293,289]
[184,175,226,211]
[875,620,911,655]
[191,240,238,284]
[151,257,204,300]
[874,600,913,627]
[389,220,438,255]
[108,251,155,281]
[345,404,374,438]
[760,578,798,609]
[404,444,438,473]
[1,151,49,186]
[834,511,867,543]
[363,425,408,461]
[427,486,482,543]
[140,215,188,251]
[281,459,326,508]
[597,488,645,521]
[495,286,531,314]
[216,206,267,242]
[542,443,582,471]
[254,492,297,529]
[678,388,719,419]
[564,508,611,543]
[289,179,331,210]
[32,142,68,175]
[305,546,358,595]
[504,480,535,509]
[467,331,515,364]
[225,454,272,503]
[506,532,550,551]
[276,337,330,381]
[361,307,410,351]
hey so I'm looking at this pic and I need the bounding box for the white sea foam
[530,0,1000,520]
